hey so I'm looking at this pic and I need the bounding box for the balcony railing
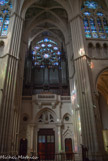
[38,94,55,99]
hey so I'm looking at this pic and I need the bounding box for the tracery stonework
[82,0,108,39]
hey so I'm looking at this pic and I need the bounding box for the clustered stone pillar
[70,14,102,158]
[0,13,23,154]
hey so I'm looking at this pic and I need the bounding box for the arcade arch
[97,69,108,152]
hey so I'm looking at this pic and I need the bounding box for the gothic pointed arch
[96,69,108,152]
[20,0,72,20]
[23,1,69,43]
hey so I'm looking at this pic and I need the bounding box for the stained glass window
[83,11,91,16]
[1,15,9,36]
[0,0,9,6]
[9,2,12,8]
[0,15,3,32]
[0,0,12,36]
[2,9,9,13]
[32,38,61,68]
[84,0,98,9]
[82,0,108,39]
[96,12,104,16]
[90,18,98,38]
[83,17,91,38]
[103,18,108,37]
[97,18,106,39]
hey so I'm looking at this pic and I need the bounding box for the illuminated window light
[90,62,94,69]
[41,44,45,47]
[32,38,60,67]
[79,48,85,56]
[44,54,50,59]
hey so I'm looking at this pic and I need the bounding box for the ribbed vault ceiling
[24,0,69,45]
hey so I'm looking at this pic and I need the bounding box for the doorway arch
[34,108,59,155]
[97,69,108,152]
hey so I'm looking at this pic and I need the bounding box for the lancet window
[82,0,108,39]
[0,0,12,36]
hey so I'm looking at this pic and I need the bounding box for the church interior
[0,0,108,161]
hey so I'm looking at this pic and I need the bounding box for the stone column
[29,124,35,155]
[66,41,75,92]
[11,110,17,155]
[33,125,37,155]
[70,13,102,158]
[57,124,62,153]
[73,106,82,160]
[0,13,24,154]
[30,126,33,153]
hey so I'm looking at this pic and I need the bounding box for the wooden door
[65,138,73,160]
[38,129,55,160]
[19,138,27,156]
